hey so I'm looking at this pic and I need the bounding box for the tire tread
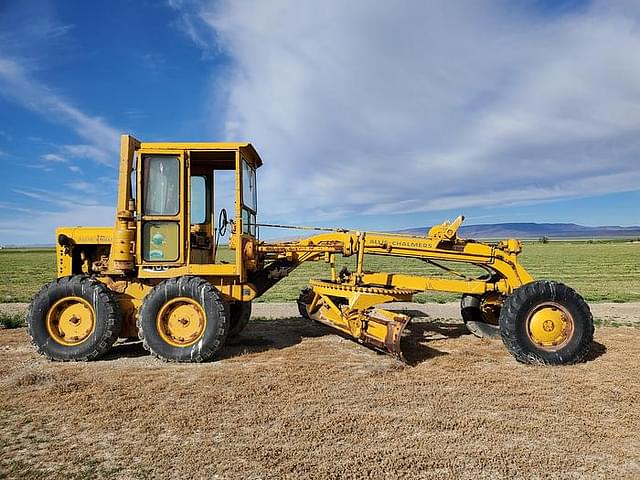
[499,280,594,365]
[137,276,228,363]
[27,275,122,361]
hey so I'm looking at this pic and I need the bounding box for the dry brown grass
[1,318,639,479]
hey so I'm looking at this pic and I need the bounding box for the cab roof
[138,141,263,168]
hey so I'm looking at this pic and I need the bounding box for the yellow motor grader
[27,135,594,365]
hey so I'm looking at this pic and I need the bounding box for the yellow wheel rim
[156,297,207,347]
[527,302,574,351]
[46,296,96,346]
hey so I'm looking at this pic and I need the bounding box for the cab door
[136,150,187,267]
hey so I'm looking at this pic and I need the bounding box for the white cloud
[0,204,114,245]
[66,181,94,193]
[173,0,640,223]
[61,144,114,165]
[168,0,216,51]
[11,187,104,208]
[25,164,53,172]
[0,48,122,243]
[0,56,120,166]
[41,153,67,163]
[0,188,115,244]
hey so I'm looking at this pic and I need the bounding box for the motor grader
[27,135,594,365]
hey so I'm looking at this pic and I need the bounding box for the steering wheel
[218,208,229,237]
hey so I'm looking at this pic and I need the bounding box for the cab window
[190,176,207,224]
[143,156,179,216]
[241,157,257,235]
[142,155,180,262]
[242,157,257,212]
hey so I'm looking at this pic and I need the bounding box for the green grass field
[1,242,639,303]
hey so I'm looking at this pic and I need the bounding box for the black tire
[499,280,594,365]
[227,301,252,338]
[138,276,228,362]
[27,275,122,361]
[297,287,314,319]
[461,293,501,339]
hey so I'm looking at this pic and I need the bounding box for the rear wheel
[499,280,593,365]
[461,293,503,338]
[27,275,122,361]
[138,276,228,362]
[227,302,252,338]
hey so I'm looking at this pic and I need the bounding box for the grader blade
[360,308,411,359]
[307,303,411,359]
[302,280,415,360]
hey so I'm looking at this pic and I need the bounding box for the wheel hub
[527,303,574,350]
[479,293,503,326]
[46,297,96,346]
[156,298,206,347]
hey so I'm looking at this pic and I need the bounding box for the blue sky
[0,0,639,244]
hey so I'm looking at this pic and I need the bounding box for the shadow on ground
[400,320,469,365]
[585,341,607,361]
[223,316,465,364]
[101,317,333,362]
[102,316,470,364]
[221,317,332,360]
[104,340,148,360]
[101,315,606,365]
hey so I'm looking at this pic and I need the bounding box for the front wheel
[499,280,593,365]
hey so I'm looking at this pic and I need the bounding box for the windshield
[143,155,179,215]
[242,157,257,212]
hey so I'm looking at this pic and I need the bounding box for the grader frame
[27,135,593,365]
[253,219,533,358]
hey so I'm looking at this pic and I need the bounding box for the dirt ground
[1,304,639,479]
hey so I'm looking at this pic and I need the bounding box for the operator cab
[133,139,261,278]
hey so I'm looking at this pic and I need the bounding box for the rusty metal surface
[309,279,417,297]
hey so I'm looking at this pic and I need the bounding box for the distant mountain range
[395,222,640,239]
[2,222,639,248]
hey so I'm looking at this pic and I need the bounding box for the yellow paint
[140,141,262,164]
[142,222,180,262]
[479,293,503,325]
[305,280,412,356]
[56,226,113,245]
[46,296,96,346]
[48,134,547,354]
[359,272,494,295]
[108,135,138,273]
[527,303,574,350]
[108,279,154,338]
[156,297,207,347]
[427,214,464,240]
